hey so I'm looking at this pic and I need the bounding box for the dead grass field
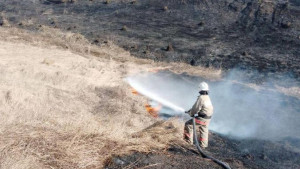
[0,27,225,168]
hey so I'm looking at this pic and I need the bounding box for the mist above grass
[127,70,300,140]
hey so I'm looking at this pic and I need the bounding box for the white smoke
[126,70,300,140]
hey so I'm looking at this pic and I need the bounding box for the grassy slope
[1,27,299,168]
[0,27,224,168]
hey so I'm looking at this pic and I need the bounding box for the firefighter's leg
[183,119,193,144]
[199,122,209,148]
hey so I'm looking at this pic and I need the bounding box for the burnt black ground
[105,133,300,169]
[1,0,300,83]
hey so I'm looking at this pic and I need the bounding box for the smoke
[126,70,300,140]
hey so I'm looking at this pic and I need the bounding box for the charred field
[0,0,300,169]
[1,0,300,82]
[105,134,300,169]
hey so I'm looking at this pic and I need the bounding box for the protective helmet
[199,82,209,91]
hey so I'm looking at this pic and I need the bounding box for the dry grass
[0,26,222,78]
[0,13,10,27]
[0,27,191,168]
[275,86,300,99]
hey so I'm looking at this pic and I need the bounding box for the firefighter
[184,82,213,148]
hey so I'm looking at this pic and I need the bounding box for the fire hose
[192,114,231,169]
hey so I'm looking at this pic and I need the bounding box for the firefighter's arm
[185,110,193,117]
[185,109,191,115]
[187,97,201,117]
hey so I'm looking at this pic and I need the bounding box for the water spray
[127,77,185,114]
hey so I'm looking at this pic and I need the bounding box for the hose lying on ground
[192,116,231,169]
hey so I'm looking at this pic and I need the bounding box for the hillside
[0,27,299,169]
[0,0,300,168]
[0,27,166,168]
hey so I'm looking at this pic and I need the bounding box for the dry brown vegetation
[0,13,10,27]
[1,27,215,168]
